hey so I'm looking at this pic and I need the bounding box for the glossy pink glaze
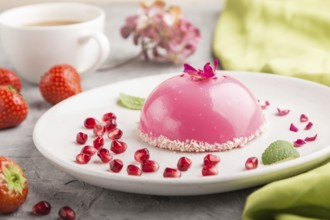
[139,74,265,147]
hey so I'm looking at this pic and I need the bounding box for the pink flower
[120,1,201,63]
[183,60,218,80]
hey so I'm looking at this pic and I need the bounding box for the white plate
[33,71,330,196]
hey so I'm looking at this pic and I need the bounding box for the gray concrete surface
[0,2,257,219]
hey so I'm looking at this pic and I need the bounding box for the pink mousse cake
[138,61,265,152]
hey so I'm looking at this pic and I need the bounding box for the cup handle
[80,32,110,74]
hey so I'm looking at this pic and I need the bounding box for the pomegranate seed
[203,154,220,167]
[76,132,88,145]
[97,148,113,163]
[102,112,116,122]
[76,153,91,164]
[93,124,105,137]
[305,122,313,130]
[84,117,98,129]
[202,166,218,176]
[134,148,150,163]
[177,157,192,171]
[32,201,51,215]
[111,140,127,154]
[93,136,104,150]
[163,167,181,178]
[276,108,290,116]
[58,206,76,220]
[305,134,318,142]
[107,128,123,140]
[110,159,124,173]
[294,139,306,148]
[290,123,299,132]
[81,145,97,156]
[104,119,117,132]
[300,114,308,123]
[127,164,142,176]
[245,157,258,170]
[142,160,159,173]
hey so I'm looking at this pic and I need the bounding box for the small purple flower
[120,1,201,64]
[183,60,218,80]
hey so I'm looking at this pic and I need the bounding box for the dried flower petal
[277,108,290,116]
[133,33,140,45]
[261,100,270,110]
[153,0,166,8]
[202,62,214,78]
[300,114,308,123]
[290,123,299,132]
[120,27,131,39]
[305,134,318,142]
[183,64,198,75]
[168,6,182,19]
[293,139,306,148]
[213,59,218,72]
[305,122,313,130]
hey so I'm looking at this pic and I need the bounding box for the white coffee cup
[0,2,110,84]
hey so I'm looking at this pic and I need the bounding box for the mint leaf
[118,93,145,110]
[262,140,300,165]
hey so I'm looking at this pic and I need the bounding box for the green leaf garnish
[262,140,300,165]
[118,93,145,110]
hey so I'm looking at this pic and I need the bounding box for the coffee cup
[0,2,110,84]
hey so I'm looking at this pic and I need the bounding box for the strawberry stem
[7,85,18,94]
[2,164,26,195]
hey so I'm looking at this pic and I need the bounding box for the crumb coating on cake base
[138,123,266,153]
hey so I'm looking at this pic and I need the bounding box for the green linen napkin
[213,0,330,86]
[242,161,330,220]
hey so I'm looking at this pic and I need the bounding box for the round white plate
[33,71,330,196]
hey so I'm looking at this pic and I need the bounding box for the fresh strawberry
[0,68,22,92]
[0,86,28,129]
[0,156,28,213]
[39,64,82,105]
